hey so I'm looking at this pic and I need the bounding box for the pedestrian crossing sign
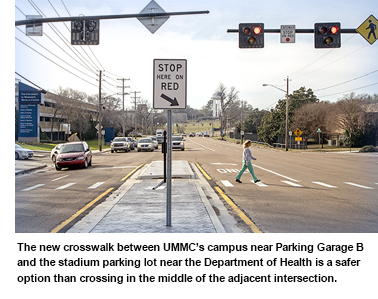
[356,14,378,45]
[294,128,302,137]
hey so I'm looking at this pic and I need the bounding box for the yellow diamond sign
[356,14,378,45]
[294,128,302,137]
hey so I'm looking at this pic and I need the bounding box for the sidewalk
[67,160,244,233]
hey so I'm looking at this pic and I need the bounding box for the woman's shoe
[236,179,242,183]
[254,179,260,183]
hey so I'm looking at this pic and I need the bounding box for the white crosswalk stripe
[344,182,375,189]
[21,184,45,192]
[282,181,303,187]
[55,183,76,190]
[88,182,105,189]
[221,180,234,187]
[251,180,268,187]
[312,182,338,188]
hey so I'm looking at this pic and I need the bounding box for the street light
[263,76,290,151]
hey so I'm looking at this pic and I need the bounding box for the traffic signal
[314,22,341,48]
[71,19,100,45]
[239,23,264,48]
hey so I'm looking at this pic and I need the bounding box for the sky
[12,0,378,111]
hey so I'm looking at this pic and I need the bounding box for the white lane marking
[217,168,239,173]
[221,180,234,187]
[282,181,303,187]
[251,180,268,187]
[88,182,105,189]
[254,165,300,182]
[21,184,45,192]
[344,182,374,189]
[55,183,76,190]
[52,175,69,181]
[188,138,215,151]
[94,166,139,170]
[312,182,338,188]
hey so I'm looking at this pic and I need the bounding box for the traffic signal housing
[314,22,341,48]
[71,19,100,45]
[239,23,264,48]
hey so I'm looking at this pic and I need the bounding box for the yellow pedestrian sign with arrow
[356,14,378,45]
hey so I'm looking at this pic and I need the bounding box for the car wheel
[111,150,114,153]
[55,164,61,171]
[88,157,92,166]
[52,155,56,163]
[15,152,19,160]
[83,159,88,169]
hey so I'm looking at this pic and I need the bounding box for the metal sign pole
[166,110,172,226]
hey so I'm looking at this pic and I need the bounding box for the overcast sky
[13,0,378,110]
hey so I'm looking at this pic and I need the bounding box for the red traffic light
[330,26,339,34]
[253,26,262,35]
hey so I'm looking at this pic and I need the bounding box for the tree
[257,87,318,143]
[243,108,266,134]
[213,83,239,138]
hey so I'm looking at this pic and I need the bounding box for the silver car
[137,138,154,152]
[111,137,130,153]
[15,144,34,160]
[148,136,159,149]
[172,136,185,151]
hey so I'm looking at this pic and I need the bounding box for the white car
[111,137,131,153]
[137,138,154,152]
[15,144,34,160]
[50,144,63,163]
[172,136,185,151]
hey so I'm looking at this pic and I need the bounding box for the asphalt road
[183,137,378,233]
[15,148,162,233]
[15,138,378,233]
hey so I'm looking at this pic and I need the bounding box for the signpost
[281,25,295,43]
[356,14,378,45]
[153,59,187,226]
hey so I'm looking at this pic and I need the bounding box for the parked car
[172,135,185,151]
[50,144,63,163]
[156,136,164,144]
[137,138,154,152]
[148,136,159,149]
[125,137,134,150]
[182,132,187,137]
[189,132,195,137]
[55,141,92,171]
[15,144,33,160]
[196,132,203,137]
[111,137,130,153]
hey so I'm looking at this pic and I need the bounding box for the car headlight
[78,156,85,160]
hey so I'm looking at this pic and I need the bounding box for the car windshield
[113,138,126,142]
[15,144,22,148]
[172,136,182,141]
[138,138,152,143]
[148,136,157,141]
[60,144,84,153]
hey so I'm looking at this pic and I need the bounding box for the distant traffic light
[314,22,341,48]
[239,23,264,48]
[71,19,100,45]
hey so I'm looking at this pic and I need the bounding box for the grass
[16,139,110,151]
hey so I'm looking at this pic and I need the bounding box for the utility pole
[285,76,290,151]
[130,91,140,138]
[98,70,102,151]
[117,78,130,136]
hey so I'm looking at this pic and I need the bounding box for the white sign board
[138,0,169,34]
[153,59,187,109]
[281,25,295,43]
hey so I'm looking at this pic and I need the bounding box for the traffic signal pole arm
[227,28,357,33]
[15,11,209,27]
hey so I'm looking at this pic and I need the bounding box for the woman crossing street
[235,140,260,184]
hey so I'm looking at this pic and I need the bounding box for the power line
[318,82,378,98]
[314,70,378,92]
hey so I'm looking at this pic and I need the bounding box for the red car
[55,141,92,171]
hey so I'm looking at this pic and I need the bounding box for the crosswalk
[20,175,106,192]
[220,179,376,190]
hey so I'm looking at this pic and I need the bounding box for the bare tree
[213,83,239,138]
